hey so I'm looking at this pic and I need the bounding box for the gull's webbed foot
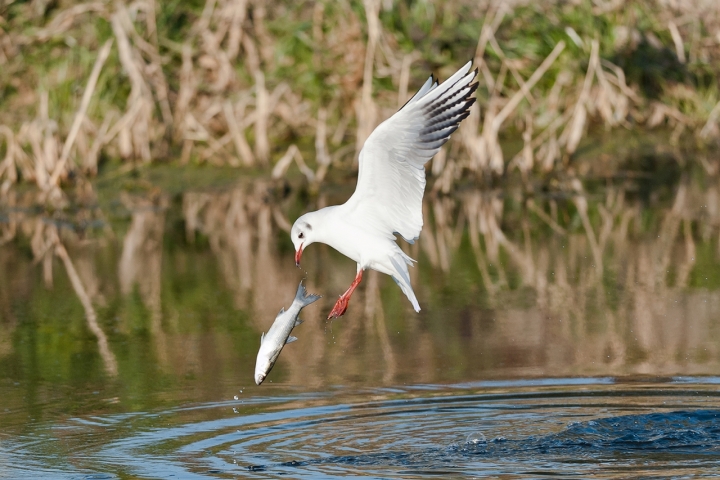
[328,295,350,319]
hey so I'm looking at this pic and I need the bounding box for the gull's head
[291,213,315,267]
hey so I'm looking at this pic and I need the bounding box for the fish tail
[295,280,322,307]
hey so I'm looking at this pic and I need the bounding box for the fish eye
[299,232,304,239]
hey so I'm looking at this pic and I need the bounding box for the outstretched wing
[343,61,478,243]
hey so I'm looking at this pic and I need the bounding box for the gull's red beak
[295,244,303,267]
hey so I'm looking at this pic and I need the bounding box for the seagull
[291,61,478,319]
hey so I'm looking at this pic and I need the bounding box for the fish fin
[295,280,322,307]
[294,318,303,327]
[286,336,298,344]
[260,332,265,344]
[278,307,285,315]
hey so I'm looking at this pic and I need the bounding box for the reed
[0,0,719,199]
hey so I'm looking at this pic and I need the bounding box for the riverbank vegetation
[1,0,719,202]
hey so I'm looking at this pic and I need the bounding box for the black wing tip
[398,64,476,113]
[422,77,478,117]
[468,80,479,95]
[421,90,477,132]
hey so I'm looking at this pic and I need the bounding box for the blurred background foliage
[0,0,719,202]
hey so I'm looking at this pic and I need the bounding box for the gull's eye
[299,232,304,239]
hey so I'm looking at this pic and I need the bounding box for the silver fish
[254,281,321,385]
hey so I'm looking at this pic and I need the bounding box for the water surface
[1,164,720,477]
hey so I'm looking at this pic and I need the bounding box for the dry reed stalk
[492,41,566,133]
[271,205,292,233]
[119,3,173,129]
[254,71,270,165]
[668,21,687,64]
[486,29,535,105]
[468,39,566,175]
[0,126,18,187]
[85,111,115,175]
[561,40,598,155]
[41,100,58,176]
[228,0,248,59]
[397,52,419,108]
[182,113,235,164]
[515,112,534,175]
[700,100,720,139]
[193,0,218,36]
[33,2,107,42]
[111,11,153,161]
[54,239,118,377]
[174,43,197,138]
[29,93,52,189]
[592,58,628,127]
[355,0,381,161]
[271,144,315,182]
[314,107,331,183]
[473,4,506,86]
[48,39,113,187]
[457,9,503,174]
[223,101,251,166]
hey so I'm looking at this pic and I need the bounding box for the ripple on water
[4,379,720,479]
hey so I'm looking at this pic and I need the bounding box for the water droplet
[466,431,486,445]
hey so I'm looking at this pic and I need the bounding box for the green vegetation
[0,0,719,198]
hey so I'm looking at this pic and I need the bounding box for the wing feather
[343,62,478,242]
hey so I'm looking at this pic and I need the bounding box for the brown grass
[0,0,719,203]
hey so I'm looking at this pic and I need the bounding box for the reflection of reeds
[118,192,166,332]
[3,174,720,383]
[55,240,118,377]
[455,176,720,374]
[24,217,119,376]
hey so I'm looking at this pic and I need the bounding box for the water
[1,168,720,477]
[2,380,719,478]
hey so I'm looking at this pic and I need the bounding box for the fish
[254,281,321,385]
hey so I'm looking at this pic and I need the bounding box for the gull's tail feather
[389,252,421,312]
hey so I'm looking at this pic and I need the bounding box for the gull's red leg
[328,269,363,319]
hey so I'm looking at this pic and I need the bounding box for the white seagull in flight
[291,61,478,318]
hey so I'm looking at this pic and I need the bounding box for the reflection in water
[2,173,720,479]
[0,194,119,377]
[117,192,168,369]
[1,175,720,393]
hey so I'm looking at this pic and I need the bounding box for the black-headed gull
[292,61,478,318]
